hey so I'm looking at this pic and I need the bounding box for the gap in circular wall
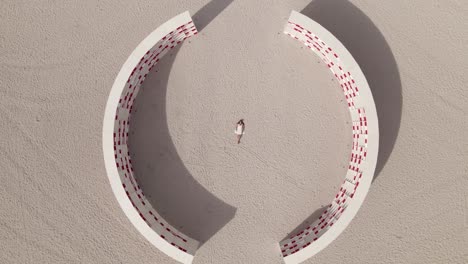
[128,17,351,261]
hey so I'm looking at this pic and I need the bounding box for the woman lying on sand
[235,119,245,144]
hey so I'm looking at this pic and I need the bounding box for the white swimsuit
[235,125,244,135]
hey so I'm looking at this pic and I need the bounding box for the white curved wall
[103,10,379,264]
[280,11,379,264]
[102,11,199,264]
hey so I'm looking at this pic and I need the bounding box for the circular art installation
[103,10,378,264]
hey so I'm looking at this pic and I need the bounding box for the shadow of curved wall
[128,0,235,246]
[193,0,234,31]
[281,205,328,241]
[129,47,236,245]
[301,0,402,181]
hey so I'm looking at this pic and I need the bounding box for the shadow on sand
[128,0,235,246]
[281,205,329,241]
[301,0,402,182]
[193,0,234,31]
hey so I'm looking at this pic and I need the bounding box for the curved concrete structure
[103,9,378,264]
[280,11,379,264]
[102,12,199,264]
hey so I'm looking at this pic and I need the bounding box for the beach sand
[0,0,467,263]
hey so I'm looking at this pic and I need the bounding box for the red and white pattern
[280,14,375,260]
[113,20,199,255]
[105,10,377,264]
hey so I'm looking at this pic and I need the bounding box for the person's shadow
[128,0,235,246]
[300,0,402,182]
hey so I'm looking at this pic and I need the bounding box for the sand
[1,0,467,264]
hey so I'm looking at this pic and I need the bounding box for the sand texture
[1,0,467,263]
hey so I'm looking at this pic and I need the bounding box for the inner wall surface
[129,14,351,263]
[108,13,201,262]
